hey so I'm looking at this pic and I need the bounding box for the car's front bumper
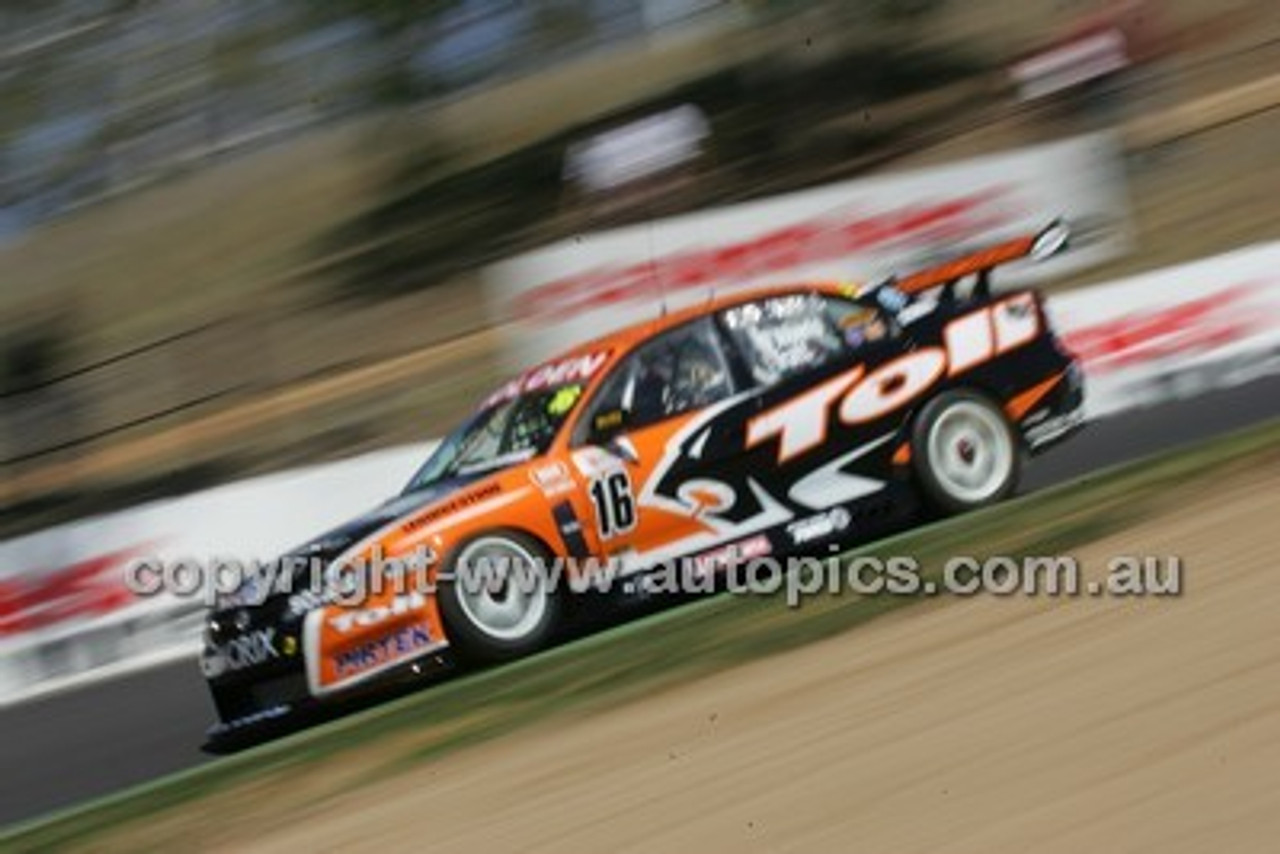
[202,627,453,738]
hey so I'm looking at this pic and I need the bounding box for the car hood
[289,473,490,566]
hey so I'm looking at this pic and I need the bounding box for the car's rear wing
[885,220,1071,303]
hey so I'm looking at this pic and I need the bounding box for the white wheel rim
[454,537,548,642]
[927,401,1013,504]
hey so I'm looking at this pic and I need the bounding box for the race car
[202,222,1084,736]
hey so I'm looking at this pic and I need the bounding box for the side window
[721,293,842,387]
[577,319,734,443]
[722,292,891,387]
[821,295,892,352]
[505,385,583,454]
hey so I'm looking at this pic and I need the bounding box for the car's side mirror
[603,435,640,466]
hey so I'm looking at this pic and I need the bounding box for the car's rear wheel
[912,390,1020,515]
[437,531,562,664]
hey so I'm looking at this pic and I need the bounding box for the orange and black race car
[202,223,1084,737]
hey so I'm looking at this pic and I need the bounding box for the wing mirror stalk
[604,436,640,466]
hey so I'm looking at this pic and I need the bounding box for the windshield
[404,383,585,492]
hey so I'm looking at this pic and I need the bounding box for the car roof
[541,281,853,366]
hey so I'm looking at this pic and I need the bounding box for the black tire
[436,530,563,664]
[911,389,1021,516]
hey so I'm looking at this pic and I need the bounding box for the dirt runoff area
[181,460,1276,853]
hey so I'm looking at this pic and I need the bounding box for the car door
[721,290,931,547]
[568,316,751,573]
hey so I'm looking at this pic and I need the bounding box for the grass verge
[4,416,1280,851]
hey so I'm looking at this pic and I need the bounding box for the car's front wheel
[912,390,1020,515]
[437,531,562,664]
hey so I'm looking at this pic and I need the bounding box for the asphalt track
[2,375,1278,829]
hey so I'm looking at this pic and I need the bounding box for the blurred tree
[871,0,949,23]
[750,0,949,25]
[530,1,594,54]
[313,0,981,302]
[299,0,467,102]
[303,0,460,34]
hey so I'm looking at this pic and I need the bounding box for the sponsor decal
[1023,408,1051,427]
[748,297,1039,464]
[786,507,852,545]
[334,622,434,678]
[1024,408,1085,449]
[690,534,772,576]
[208,704,292,735]
[547,384,584,416]
[675,479,736,516]
[305,588,447,695]
[481,350,611,409]
[723,293,813,328]
[530,461,574,496]
[553,500,590,558]
[288,587,335,617]
[740,307,836,378]
[201,627,281,678]
[402,483,502,532]
[571,446,629,479]
[328,592,427,633]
